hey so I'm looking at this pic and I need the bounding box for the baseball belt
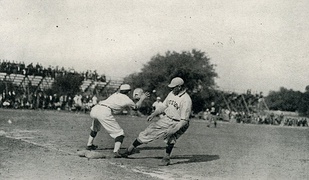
[99,104,112,111]
[166,115,180,122]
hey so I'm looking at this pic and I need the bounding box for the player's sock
[113,135,124,153]
[166,143,174,155]
[114,142,121,153]
[87,131,97,146]
[87,136,95,146]
[127,138,142,153]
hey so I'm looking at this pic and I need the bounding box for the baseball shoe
[86,144,98,150]
[121,148,140,157]
[120,149,132,158]
[159,156,170,166]
[113,151,123,158]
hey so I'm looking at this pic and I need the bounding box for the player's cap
[156,97,161,100]
[168,77,184,88]
[120,84,131,91]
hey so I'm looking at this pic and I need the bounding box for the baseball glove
[132,88,144,100]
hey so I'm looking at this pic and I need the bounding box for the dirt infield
[0,109,308,180]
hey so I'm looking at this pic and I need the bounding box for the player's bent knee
[90,130,97,137]
[115,135,125,143]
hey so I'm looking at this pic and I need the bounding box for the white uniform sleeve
[180,95,192,120]
[125,97,136,109]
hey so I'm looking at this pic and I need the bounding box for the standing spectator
[31,93,37,109]
[43,93,49,109]
[207,102,218,128]
[53,94,61,110]
[37,91,44,109]
[203,108,210,120]
[73,93,83,112]
[47,94,53,109]
[152,97,164,118]
[59,95,66,110]
[0,93,3,108]
[91,94,98,106]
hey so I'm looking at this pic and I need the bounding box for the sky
[1,0,309,95]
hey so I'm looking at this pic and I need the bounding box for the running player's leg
[160,122,190,165]
[125,117,174,155]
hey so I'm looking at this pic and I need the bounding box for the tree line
[49,49,309,117]
[265,87,309,116]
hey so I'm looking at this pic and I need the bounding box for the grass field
[0,109,308,180]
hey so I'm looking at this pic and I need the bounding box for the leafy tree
[298,91,309,116]
[124,49,218,114]
[51,73,84,96]
[305,85,309,92]
[265,87,302,111]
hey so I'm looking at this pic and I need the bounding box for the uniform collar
[177,89,186,97]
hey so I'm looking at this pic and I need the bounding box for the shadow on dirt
[121,146,220,164]
[95,146,165,152]
[84,146,220,165]
[138,146,166,150]
[129,154,219,165]
[171,154,220,165]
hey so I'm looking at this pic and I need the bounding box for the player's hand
[147,114,155,121]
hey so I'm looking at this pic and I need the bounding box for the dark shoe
[120,149,132,158]
[86,144,98,150]
[159,156,170,166]
[122,148,140,156]
[113,151,123,158]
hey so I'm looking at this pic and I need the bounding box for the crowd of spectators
[0,59,106,82]
[0,59,108,113]
[1,60,308,127]
[196,90,309,128]
[0,90,98,113]
[198,109,308,127]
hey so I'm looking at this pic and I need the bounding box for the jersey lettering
[168,100,179,110]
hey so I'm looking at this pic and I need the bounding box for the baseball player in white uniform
[86,84,148,158]
[123,77,192,166]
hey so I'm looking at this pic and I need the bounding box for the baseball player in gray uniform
[86,84,148,158]
[123,77,192,165]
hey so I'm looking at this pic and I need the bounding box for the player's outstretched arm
[135,92,150,109]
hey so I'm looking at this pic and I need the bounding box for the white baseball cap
[156,97,161,100]
[168,77,184,88]
[120,84,131,91]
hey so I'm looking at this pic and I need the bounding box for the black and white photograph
[0,1,308,179]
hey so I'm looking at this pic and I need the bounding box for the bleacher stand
[0,72,6,81]
[0,59,121,112]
